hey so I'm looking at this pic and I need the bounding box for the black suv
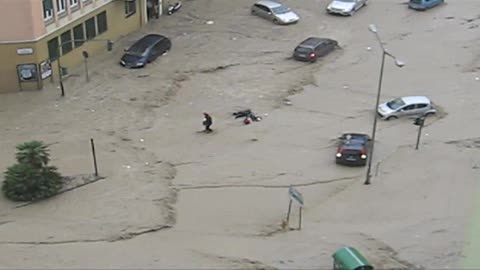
[293,37,338,62]
[335,133,371,166]
[120,34,171,68]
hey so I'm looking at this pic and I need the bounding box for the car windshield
[410,0,422,3]
[386,98,406,110]
[123,53,142,61]
[271,6,290,14]
[342,134,367,145]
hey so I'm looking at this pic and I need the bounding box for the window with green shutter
[73,24,85,47]
[97,11,108,34]
[85,17,96,40]
[125,0,136,17]
[43,0,54,20]
[47,37,59,60]
[60,30,73,55]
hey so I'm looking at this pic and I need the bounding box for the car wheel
[251,9,255,15]
[424,112,435,117]
[273,18,278,24]
[386,115,398,121]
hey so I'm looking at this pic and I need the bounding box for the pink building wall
[0,0,46,42]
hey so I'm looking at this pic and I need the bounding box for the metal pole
[90,138,99,176]
[415,119,424,150]
[285,199,292,226]
[84,57,89,82]
[298,206,303,230]
[57,49,65,97]
[365,51,386,185]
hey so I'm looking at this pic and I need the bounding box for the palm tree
[15,141,50,169]
[2,141,62,202]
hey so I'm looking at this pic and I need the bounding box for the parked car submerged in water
[293,37,338,62]
[326,0,367,16]
[377,96,436,120]
[251,0,300,25]
[120,34,171,68]
[408,0,444,10]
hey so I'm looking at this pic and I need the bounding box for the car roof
[401,96,431,105]
[341,133,369,139]
[255,0,282,8]
[339,134,368,150]
[299,37,332,47]
[130,34,167,52]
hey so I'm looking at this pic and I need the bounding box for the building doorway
[147,0,161,20]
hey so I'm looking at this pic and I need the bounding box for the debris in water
[206,20,214,25]
[366,46,372,51]
[139,138,145,142]
[283,99,292,106]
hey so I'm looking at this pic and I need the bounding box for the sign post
[82,51,90,82]
[414,116,425,150]
[285,186,304,230]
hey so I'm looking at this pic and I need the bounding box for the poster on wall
[17,64,38,82]
[39,60,52,79]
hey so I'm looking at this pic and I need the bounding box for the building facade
[0,0,161,93]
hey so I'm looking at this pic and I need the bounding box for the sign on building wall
[16,48,34,55]
[17,64,38,82]
[40,60,52,80]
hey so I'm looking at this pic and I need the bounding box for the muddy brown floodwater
[0,0,479,269]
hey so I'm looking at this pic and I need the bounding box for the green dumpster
[332,246,374,270]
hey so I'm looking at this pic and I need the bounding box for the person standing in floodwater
[203,112,213,133]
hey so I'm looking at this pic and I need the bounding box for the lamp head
[368,24,377,33]
[394,58,405,67]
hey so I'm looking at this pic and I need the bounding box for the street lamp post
[56,49,65,96]
[364,24,404,185]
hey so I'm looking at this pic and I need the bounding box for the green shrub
[2,141,63,202]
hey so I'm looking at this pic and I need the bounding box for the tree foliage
[2,141,63,202]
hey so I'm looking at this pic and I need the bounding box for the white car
[326,0,367,16]
[377,96,437,120]
[251,0,300,25]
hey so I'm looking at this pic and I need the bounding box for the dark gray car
[293,37,338,62]
[120,34,171,68]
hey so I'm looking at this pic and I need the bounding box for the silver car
[251,0,300,25]
[377,96,436,120]
[326,0,367,16]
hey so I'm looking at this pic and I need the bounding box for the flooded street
[0,0,479,268]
